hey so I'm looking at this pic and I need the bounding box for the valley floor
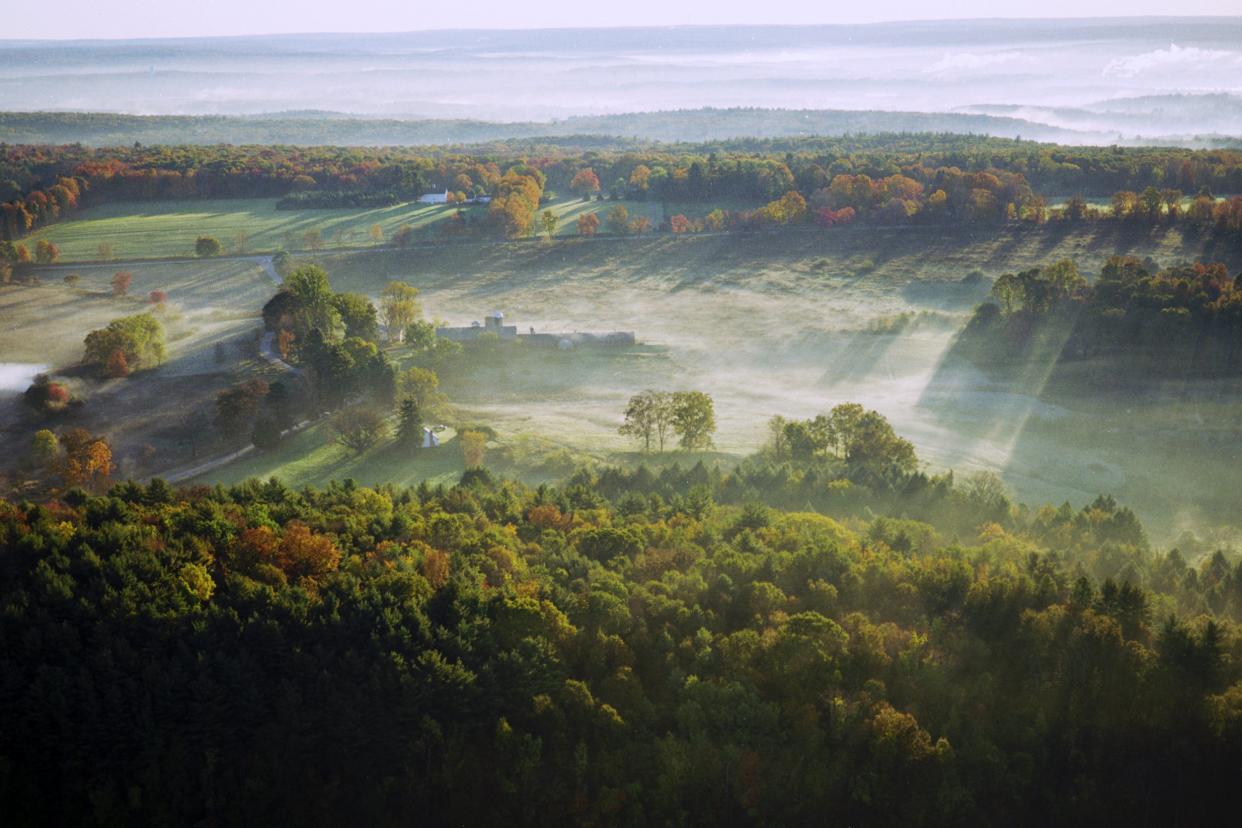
[7,222,1242,541]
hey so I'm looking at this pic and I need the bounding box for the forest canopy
[1,460,1239,825]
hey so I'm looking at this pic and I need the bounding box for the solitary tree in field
[63,273,80,287]
[576,212,600,236]
[149,290,167,305]
[368,224,384,244]
[111,271,133,296]
[23,375,71,414]
[541,210,559,239]
[97,242,114,260]
[671,391,716,450]
[195,236,222,257]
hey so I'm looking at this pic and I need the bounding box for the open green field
[194,419,466,489]
[17,196,757,262]
[18,198,465,261]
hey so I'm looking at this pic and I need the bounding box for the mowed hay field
[1,257,281,480]
[18,198,465,261]
[16,196,749,262]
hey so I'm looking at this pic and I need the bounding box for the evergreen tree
[397,398,422,449]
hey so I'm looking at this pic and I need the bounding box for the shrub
[195,236,222,257]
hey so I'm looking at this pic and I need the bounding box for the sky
[4,0,1240,41]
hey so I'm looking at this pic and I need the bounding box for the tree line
[959,256,1242,375]
[7,137,1242,243]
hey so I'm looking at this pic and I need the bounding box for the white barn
[418,190,450,205]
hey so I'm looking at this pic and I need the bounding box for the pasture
[8,219,1242,539]
[305,223,1242,538]
[0,257,282,481]
[16,196,751,262]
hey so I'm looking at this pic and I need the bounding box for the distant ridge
[0,107,1136,148]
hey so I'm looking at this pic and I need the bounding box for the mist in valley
[334,230,1242,546]
[4,18,1242,142]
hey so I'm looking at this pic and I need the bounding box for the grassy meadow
[16,196,752,262]
[0,257,282,481]
[304,224,1242,538]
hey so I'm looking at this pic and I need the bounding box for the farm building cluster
[436,311,636,349]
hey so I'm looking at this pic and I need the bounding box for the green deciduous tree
[671,391,716,450]
[331,407,388,453]
[378,281,422,343]
[619,390,674,452]
[83,313,165,375]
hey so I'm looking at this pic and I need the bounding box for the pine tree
[397,399,422,450]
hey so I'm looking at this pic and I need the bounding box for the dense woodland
[957,255,1242,375]
[1,447,1240,824]
[5,136,1242,242]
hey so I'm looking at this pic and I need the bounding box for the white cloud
[1103,44,1242,79]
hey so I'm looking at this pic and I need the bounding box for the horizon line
[4,14,1242,45]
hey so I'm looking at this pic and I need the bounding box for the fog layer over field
[4,19,1242,140]
[319,228,1242,541]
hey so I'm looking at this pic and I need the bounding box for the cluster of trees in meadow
[2,436,1240,824]
[619,390,717,451]
[960,256,1242,375]
[81,312,165,378]
[255,263,462,458]
[486,164,546,238]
